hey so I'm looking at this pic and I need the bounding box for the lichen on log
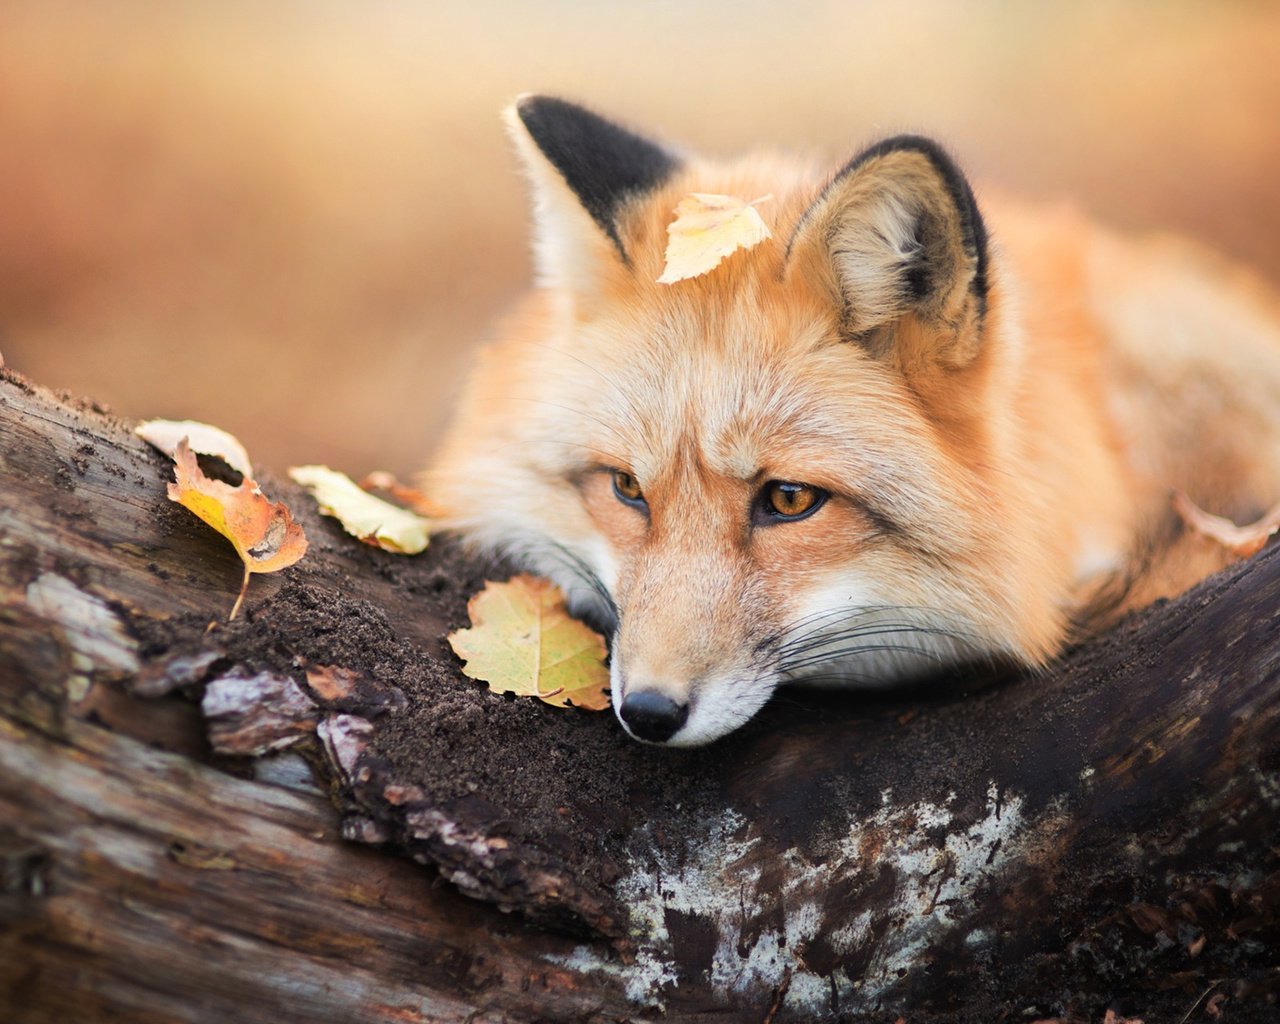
[2,367,1279,1023]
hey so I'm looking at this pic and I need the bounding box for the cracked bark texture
[1,368,1278,1023]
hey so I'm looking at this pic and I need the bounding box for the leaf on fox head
[168,438,308,618]
[447,575,610,711]
[658,192,772,285]
[288,464,430,555]
[1173,490,1280,557]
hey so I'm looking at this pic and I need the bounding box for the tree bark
[1,367,1278,1023]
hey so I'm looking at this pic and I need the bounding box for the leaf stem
[229,564,251,621]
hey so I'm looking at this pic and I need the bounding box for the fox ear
[787,135,989,368]
[505,95,680,292]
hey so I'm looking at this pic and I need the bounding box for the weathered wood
[0,372,642,1023]
[2,367,1279,1023]
[0,608,631,1024]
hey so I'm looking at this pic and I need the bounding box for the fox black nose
[619,690,688,743]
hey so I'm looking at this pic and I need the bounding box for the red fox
[427,96,1280,746]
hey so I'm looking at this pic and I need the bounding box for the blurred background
[2,0,1278,478]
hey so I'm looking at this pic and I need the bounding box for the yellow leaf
[288,464,430,555]
[447,575,610,711]
[658,192,772,284]
[137,418,253,478]
[168,439,308,618]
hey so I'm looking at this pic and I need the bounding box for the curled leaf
[447,575,610,711]
[169,439,307,618]
[137,418,253,478]
[658,192,772,284]
[289,465,430,555]
[1173,490,1280,558]
[360,470,448,518]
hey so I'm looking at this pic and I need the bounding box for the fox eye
[760,481,826,522]
[612,469,646,507]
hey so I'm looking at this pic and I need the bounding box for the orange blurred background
[2,1,1278,477]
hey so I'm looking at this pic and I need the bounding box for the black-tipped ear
[840,135,988,312]
[513,96,679,260]
[787,135,989,367]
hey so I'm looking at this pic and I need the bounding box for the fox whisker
[496,395,635,458]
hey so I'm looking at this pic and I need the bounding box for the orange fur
[426,100,1280,745]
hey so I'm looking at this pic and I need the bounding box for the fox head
[428,96,1077,746]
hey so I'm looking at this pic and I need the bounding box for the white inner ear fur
[827,188,922,333]
[503,104,614,295]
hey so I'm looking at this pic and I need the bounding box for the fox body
[427,96,1280,746]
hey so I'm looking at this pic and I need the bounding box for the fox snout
[616,688,689,744]
[608,586,781,746]
[601,513,785,745]
[611,668,753,747]
[608,634,708,746]
[609,654,780,746]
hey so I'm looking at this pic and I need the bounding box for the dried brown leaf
[168,439,307,618]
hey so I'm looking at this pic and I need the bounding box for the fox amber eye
[612,469,645,506]
[763,481,825,521]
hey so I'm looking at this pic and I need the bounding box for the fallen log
[1,367,1277,1023]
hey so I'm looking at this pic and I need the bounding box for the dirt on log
[1,366,1278,1024]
